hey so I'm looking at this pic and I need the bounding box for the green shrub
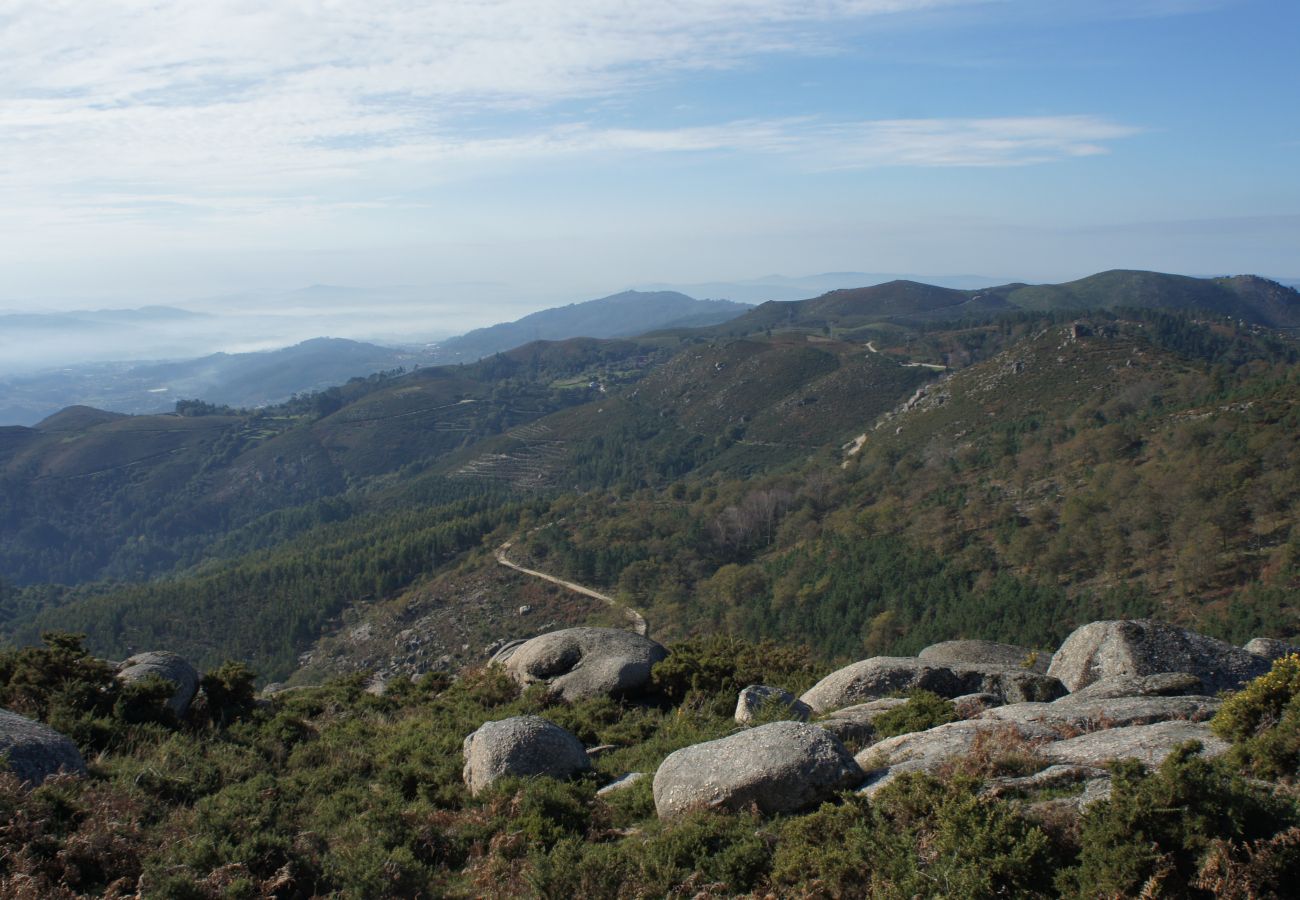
[1059,742,1298,898]
[1213,653,1300,778]
[770,774,1059,898]
[870,689,958,739]
[194,661,258,727]
[650,635,817,710]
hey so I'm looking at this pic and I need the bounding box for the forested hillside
[2,274,1297,684]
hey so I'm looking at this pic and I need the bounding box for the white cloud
[0,1,1143,243]
[0,2,987,197]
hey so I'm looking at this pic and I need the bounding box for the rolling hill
[2,271,1297,683]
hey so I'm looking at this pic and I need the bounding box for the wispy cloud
[0,0,1149,221]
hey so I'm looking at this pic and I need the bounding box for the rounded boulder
[653,722,862,818]
[462,715,590,796]
[734,684,811,725]
[919,639,1049,674]
[0,708,87,786]
[1047,620,1269,694]
[117,651,200,717]
[503,627,668,702]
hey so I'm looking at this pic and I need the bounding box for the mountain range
[1,269,1296,685]
[0,290,751,426]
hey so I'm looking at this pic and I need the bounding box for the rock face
[653,722,862,817]
[0,708,87,786]
[461,715,590,796]
[918,639,1049,674]
[1047,620,1269,694]
[734,685,811,725]
[117,651,200,717]
[1044,721,1230,768]
[800,657,1065,714]
[503,627,668,702]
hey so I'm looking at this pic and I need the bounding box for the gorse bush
[1213,652,1300,778]
[1058,742,1299,898]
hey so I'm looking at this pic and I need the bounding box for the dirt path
[495,539,648,636]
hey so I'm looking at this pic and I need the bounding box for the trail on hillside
[495,539,649,636]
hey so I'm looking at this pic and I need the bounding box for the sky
[0,0,1297,328]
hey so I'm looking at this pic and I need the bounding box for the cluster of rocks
[462,621,1295,820]
[1,650,199,787]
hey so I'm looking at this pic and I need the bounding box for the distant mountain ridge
[710,270,1300,335]
[638,272,1005,304]
[429,290,749,363]
[0,338,436,426]
[0,291,749,425]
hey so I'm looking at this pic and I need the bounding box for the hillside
[1,272,1297,685]
[430,290,749,363]
[0,338,658,587]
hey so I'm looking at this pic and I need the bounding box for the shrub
[194,661,258,727]
[870,689,958,739]
[770,774,1059,897]
[1213,653,1300,778]
[650,635,817,709]
[1059,742,1298,898]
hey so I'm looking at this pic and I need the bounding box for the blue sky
[0,0,1296,325]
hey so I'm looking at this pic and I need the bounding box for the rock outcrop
[1044,721,1230,768]
[981,694,1220,731]
[653,722,862,817]
[800,656,1064,714]
[855,719,1059,796]
[461,715,590,796]
[734,685,811,725]
[1047,620,1269,694]
[503,627,668,702]
[918,639,1049,674]
[1063,672,1205,701]
[0,708,87,786]
[117,651,200,717]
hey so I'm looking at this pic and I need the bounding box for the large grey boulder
[800,656,1065,714]
[1048,620,1269,694]
[0,708,87,786]
[856,719,1058,796]
[653,722,862,817]
[1243,637,1299,662]
[981,694,1221,733]
[735,685,811,725]
[503,627,668,702]
[919,639,1050,674]
[117,651,200,717]
[461,715,590,796]
[1044,721,1230,768]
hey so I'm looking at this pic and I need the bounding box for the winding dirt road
[495,539,649,636]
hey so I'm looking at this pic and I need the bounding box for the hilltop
[429,290,750,364]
